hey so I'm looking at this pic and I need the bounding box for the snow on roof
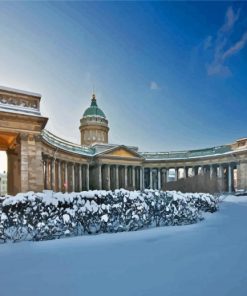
[0,85,41,98]
[140,145,234,160]
[41,129,244,161]
[41,129,94,156]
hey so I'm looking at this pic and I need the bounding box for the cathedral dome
[79,93,109,146]
[83,94,106,118]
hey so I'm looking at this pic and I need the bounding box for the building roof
[0,85,41,98]
[140,145,233,160]
[83,94,106,118]
[41,129,94,156]
[41,129,238,161]
[92,143,139,154]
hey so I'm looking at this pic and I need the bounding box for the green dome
[83,94,106,118]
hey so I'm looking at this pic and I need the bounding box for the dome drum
[79,94,109,146]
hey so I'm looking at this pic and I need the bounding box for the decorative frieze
[0,94,39,110]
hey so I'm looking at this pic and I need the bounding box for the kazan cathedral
[0,86,247,195]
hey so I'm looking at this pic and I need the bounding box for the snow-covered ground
[0,195,247,296]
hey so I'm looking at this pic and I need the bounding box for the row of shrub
[0,190,218,243]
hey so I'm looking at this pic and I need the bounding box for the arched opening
[0,131,19,195]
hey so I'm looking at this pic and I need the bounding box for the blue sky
[0,1,247,155]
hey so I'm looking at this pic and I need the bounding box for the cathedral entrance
[0,131,19,195]
[0,86,48,195]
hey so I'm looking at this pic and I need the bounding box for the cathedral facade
[0,86,247,195]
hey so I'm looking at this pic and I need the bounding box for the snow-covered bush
[0,190,218,243]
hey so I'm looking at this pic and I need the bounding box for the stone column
[58,160,61,192]
[51,159,55,191]
[149,168,153,189]
[143,167,146,190]
[64,162,68,192]
[182,167,186,179]
[132,166,136,190]
[106,165,110,190]
[18,133,44,193]
[72,163,75,192]
[194,167,199,176]
[184,167,189,178]
[48,159,52,189]
[190,167,195,177]
[98,164,102,190]
[166,169,170,182]
[209,165,213,180]
[115,165,119,189]
[157,168,161,190]
[174,168,178,181]
[161,169,166,189]
[44,159,48,189]
[46,159,50,189]
[140,167,143,190]
[200,166,204,175]
[124,166,128,189]
[86,164,89,190]
[202,166,207,175]
[78,164,82,192]
[228,164,232,193]
[218,165,224,192]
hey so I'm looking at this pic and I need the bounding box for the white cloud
[220,6,240,33]
[222,31,247,60]
[206,63,231,77]
[205,6,246,77]
[150,81,160,90]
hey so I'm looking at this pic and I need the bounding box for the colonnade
[43,158,145,192]
[43,157,89,192]
[89,164,144,191]
[144,163,237,193]
[43,156,237,193]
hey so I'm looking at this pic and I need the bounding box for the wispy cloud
[220,6,240,33]
[205,6,246,77]
[150,81,160,90]
[222,31,247,60]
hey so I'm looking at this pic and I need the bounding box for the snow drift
[0,190,218,243]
